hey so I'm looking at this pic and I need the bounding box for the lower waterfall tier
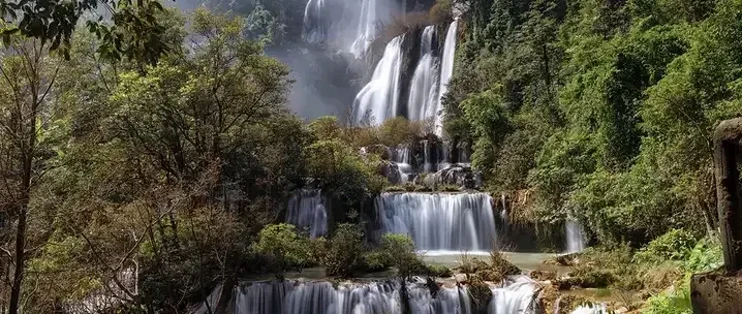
[196,277,538,314]
[375,193,496,253]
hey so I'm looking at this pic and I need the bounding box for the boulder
[378,161,404,184]
[691,270,742,314]
[417,163,481,189]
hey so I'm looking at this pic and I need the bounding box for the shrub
[635,229,697,263]
[252,224,311,277]
[379,117,422,147]
[642,284,692,314]
[308,237,328,266]
[380,233,422,277]
[438,184,461,192]
[414,184,433,192]
[363,251,392,272]
[489,251,521,276]
[683,237,722,272]
[403,182,417,191]
[308,116,342,141]
[425,264,453,278]
[429,0,453,25]
[324,224,364,277]
[476,268,503,282]
[468,275,493,308]
[384,185,407,192]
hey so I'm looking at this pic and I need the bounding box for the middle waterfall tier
[375,192,496,253]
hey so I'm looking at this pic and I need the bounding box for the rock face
[379,161,404,184]
[416,162,481,189]
[691,271,742,314]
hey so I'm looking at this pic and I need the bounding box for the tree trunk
[9,126,34,314]
[713,118,742,273]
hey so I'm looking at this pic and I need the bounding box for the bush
[252,224,311,277]
[429,0,453,24]
[380,234,422,277]
[437,184,461,192]
[683,238,722,272]
[634,229,697,263]
[363,251,392,272]
[379,117,423,147]
[642,284,692,314]
[308,237,328,266]
[425,264,453,278]
[324,224,364,277]
[384,185,407,192]
[468,275,493,308]
[489,251,521,276]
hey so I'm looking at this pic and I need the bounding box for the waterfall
[565,220,586,253]
[488,276,538,313]
[570,303,608,314]
[391,145,413,182]
[435,20,459,135]
[376,193,496,253]
[303,0,328,43]
[302,0,402,55]
[354,35,405,124]
[407,26,440,122]
[350,0,380,56]
[225,278,537,314]
[286,190,328,238]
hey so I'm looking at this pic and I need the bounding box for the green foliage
[323,224,365,277]
[425,264,453,278]
[0,0,173,62]
[363,251,392,272]
[379,234,424,277]
[641,286,693,314]
[634,229,697,263]
[252,224,311,276]
[683,238,722,272]
[450,0,742,246]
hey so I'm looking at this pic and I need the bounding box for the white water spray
[376,193,497,253]
[224,278,537,314]
[286,190,328,238]
[435,20,459,135]
[354,35,405,124]
[565,220,586,253]
[408,26,440,122]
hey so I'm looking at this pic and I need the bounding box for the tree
[0,0,172,62]
[0,36,61,314]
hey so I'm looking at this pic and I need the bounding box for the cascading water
[435,19,459,135]
[489,277,539,313]
[565,220,586,253]
[303,0,328,43]
[286,190,328,238]
[407,26,440,122]
[354,35,405,123]
[570,303,608,314]
[351,0,381,56]
[302,0,402,55]
[376,193,496,253]
[220,278,538,314]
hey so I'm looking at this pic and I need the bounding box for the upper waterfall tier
[435,19,458,135]
[302,0,404,55]
[352,20,458,129]
[194,277,538,314]
[354,35,405,123]
[407,25,440,122]
[375,192,496,253]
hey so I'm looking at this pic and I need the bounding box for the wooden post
[713,118,742,273]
